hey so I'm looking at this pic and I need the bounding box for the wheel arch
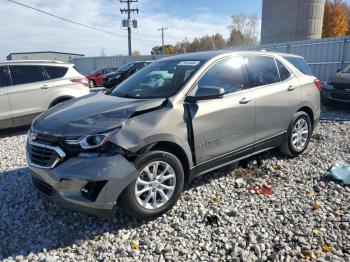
[137,141,191,184]
[49,96,74,108]
[297,106,314,130]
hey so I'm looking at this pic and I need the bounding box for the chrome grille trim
[26,140,66,169]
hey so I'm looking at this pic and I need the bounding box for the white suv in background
[0,60,90,129]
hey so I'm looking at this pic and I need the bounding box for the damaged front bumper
[27,149,138,217]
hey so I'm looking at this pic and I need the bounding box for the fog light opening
[81,181,108,201]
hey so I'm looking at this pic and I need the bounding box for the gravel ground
[0,109,350,261]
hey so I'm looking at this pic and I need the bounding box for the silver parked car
[26,51,321,220]
[0,60,90,129]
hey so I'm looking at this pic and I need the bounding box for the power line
[157,27,168,54]
[120,0,139,56]
[8,0,158,44]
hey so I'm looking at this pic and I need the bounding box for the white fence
[73,36,350,81]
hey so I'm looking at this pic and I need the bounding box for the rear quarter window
[283,56,313,76]
[44,66,68,79]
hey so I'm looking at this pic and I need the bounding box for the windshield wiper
[116,93,143,99]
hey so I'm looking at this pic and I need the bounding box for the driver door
[187,56,255,165]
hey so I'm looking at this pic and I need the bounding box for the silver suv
[0,60,90,129]
[26,51,320,220]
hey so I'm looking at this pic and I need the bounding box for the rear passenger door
[0,66,13,128]
[8,65,50,126]
[244,55,301,143]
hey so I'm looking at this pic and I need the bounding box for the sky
[0,0,262,59]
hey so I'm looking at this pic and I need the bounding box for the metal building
[261,0,326,45]
[6,51,84,63]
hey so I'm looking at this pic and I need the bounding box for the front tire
[280,112,312,157]
[119,151,184,221]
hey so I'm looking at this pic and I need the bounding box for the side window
[10,65,47,85]
[0,67,11,87]
[44,66,68,79]
[245,56,280,87]
[283,57,313,76]
[196,56,246,95]
[276,60,291,81]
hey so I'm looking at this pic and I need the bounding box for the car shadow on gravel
[0,126,29,138]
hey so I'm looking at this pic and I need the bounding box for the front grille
[29,144,61,168]
[32,177,55,196]
[332,92,350,101]
[35,134,63,146]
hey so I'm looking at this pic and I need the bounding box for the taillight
[71,78,89,87]
[314,79,321,91]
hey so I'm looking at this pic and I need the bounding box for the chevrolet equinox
[26,51,320,220]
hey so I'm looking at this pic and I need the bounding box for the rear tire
[280,112,312,157]
[119,151,184,221]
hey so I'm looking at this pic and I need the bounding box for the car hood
[32,92,166,137]
[329,73,350,91]
[330,73,350,83]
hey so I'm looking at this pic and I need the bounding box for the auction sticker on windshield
[178,61,201,66]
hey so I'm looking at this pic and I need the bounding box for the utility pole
[157,27,168,55]
[120,0,138,56]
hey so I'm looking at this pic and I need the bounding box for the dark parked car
[87,67,118,87]
[103,61,152,89]
[321,66,350,106]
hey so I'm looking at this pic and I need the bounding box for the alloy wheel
[291,118,309,151]
[135,161,176,210]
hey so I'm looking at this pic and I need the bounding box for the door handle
[287,86,295,91]
[239,97,252,104]
[41,85,50,89]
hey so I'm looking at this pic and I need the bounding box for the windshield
[118,63,134,72]
[111,60,204,99]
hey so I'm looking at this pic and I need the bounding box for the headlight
[65,128,120,149]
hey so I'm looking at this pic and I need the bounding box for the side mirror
[186,86,225,102]
[336,69,342,73]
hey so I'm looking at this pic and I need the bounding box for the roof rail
[0,60,66,64]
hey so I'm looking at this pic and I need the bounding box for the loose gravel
[0,109,350,261]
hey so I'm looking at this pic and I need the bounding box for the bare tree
[228,13,259,47]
